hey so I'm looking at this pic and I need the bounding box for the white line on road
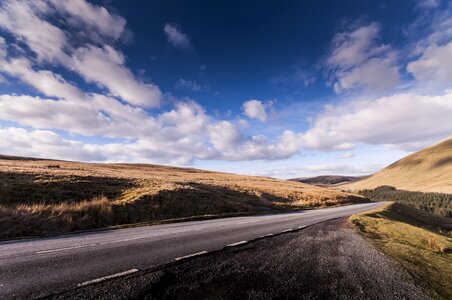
[281,229,293,233]
[77,269,139,287]
[174,251,208,261]
[36,245,85,254]
[227,240,248,247]
[298,225,307,229]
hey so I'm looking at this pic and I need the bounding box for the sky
[0,0,451,178]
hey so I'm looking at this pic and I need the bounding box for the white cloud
[163,23,192,51]
[0,0,449,169]
[0,127,104,161]
[49,0,126,40]
[301,91,452,151]
[0,0,161,107]
[337,152,355,159]
[325,22,400,93]
[332,57,399,93]
[0,57,85,100]
[70,45,162,107]
[0,0,67,62]
[208,121,243,152]
[242,99,272,122]
[408,41,452,84]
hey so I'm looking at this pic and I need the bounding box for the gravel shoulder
[49,217,430,300]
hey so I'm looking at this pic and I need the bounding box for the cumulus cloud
[301,91,452,151]
[164,23,192,51]
[325,22,400,93]
[0,0,67,62]
[0,0,449,168]
[70,45,161,107]
[242,100,273,122]
[408,41,452,84]
[0,0,161,107]
[0,127,104,161]
[49,0,126,40]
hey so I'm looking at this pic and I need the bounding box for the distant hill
[0,155,366,239]
[343,137,452,193]
[290,175,367,187]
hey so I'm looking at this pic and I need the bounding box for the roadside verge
[349,202,452,299]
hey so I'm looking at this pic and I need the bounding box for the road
[52,217,430,300]
[0,202,386,299]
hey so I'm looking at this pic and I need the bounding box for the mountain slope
[0,155,365,239]
[290,175,367,187]
[343,137,452,193]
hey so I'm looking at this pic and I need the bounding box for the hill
[290,175,367,187]
[0,155,365,239]
[343,137,452,193]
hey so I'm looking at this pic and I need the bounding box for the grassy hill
[343,137,452,193]
[0,155,366,239]
[290,175,367,187]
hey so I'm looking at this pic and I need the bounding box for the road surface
[52,218,429,300]
[0,202,386,299]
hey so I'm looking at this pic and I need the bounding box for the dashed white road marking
[36,245,85,254]
[227,240,248,247]
[174,251,208,261]
[298,225,307,229]
[37,234,168,253]
[99,234,164,245]
[281,229,293,233]
[77,269,139,287]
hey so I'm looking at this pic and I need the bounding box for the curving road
[0,202,385,299]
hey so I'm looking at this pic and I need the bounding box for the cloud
[0,0,67,62]
[416,0,440,9]
[408,41,452,84]
[325,22,400,93]
[337,152,355,159]
[0,127,104,161]
[70,45,162,107]
[242,99,273,122]
[0,0,450,168]
[163,23,192,51]
[301,90,452,151]
[0,0,161,107]
[247,162,380,178]
[175,79,208,92]
[49,0,126,40]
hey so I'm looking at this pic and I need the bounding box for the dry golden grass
[343,137,452,193]
[0,155,366,239]
[350,202,452,299]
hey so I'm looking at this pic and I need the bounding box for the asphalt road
[52,218,430,300]
[0,202,386,299]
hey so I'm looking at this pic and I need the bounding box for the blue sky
[0,0,451,178]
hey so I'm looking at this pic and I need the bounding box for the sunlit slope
[344,137,452,193]
[0,155,365,238]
